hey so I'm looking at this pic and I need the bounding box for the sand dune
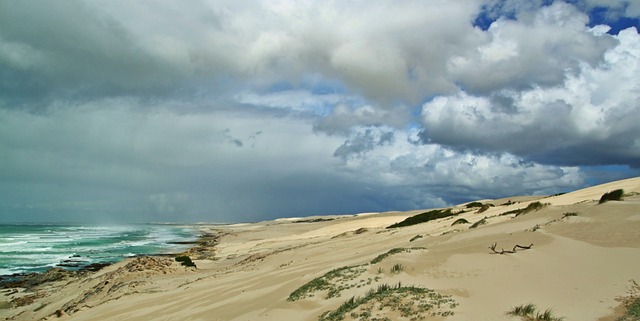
[2,177,639,321]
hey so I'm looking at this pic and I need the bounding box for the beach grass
[616,297,640,321]
[507,304,564,321]
[319,283,456,321]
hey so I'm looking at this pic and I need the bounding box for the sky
[1,0,639,223]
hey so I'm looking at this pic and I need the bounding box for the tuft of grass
[561,212,578,219]
[509,303,537,316]
[469,218,487,229]
[390,264,405,274]
[175,255,196,268]
[387,208,456,228]
[409,234,423,242]
[599,189,624,204]
[451,218,469,226]
[507,304,564,321]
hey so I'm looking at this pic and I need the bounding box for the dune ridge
[1,177,639,320]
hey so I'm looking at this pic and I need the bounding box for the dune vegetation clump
[175,255,196,268]
[507,304,564,321]
[599,189,624,204]
[617,297,640,321]
[387,208,456,228]
[465,202,483,208]
[319,283,457,321]
[477,204,493,213]
[469,218,487,229]
[499,201,548,217]
[370,247,427,265]
[451,218,469,226]
[288,265,369,301]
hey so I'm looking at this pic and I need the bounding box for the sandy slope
[1,177,639,321]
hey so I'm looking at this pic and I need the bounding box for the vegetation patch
[288,265,370,301]
[387,209,456,229]
[599,189,624,204]
[561,212,578,219]
[409,235,423,242]
[477,204,493,213]
[175,255,196,268]
[465,202,483,208]
[319,283,457,321]
[390,264,405,274]
[507,304,564,321]
[469,218,487,229]
[451,218,469,226]
[499,201,548,217]
[370,247,427,265]
[617,297,640,321]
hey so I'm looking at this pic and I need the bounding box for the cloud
[421,26,640,167]
[1,1,639,223]
[451,2,617,94]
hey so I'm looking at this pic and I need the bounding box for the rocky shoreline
[0,229,220,297]
[0,229,219,320]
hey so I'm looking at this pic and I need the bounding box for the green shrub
[513,201,548,217]
[175,255,196,268]
[617,297,640,321]
[477,204,492,213]
[451,218,469,226]
[387,208,456,228]
[465,202,483,208]
[599,189,624,204]
[469,218,487,229]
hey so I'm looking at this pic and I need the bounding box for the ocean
[0,224,198,276]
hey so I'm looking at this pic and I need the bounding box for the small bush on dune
[466,202,483,208]
[599,189,624,204]
[451,218,469,226]
[387,208,456,228]
[175,255,196,268]
[561,212,578,219]
[477,204,492,213]
[469,218,487,229]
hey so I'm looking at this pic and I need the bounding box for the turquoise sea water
[0,224,197,276]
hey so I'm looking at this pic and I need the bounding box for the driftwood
[489,242,533,254]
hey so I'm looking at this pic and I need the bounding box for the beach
[2,177,639,320]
